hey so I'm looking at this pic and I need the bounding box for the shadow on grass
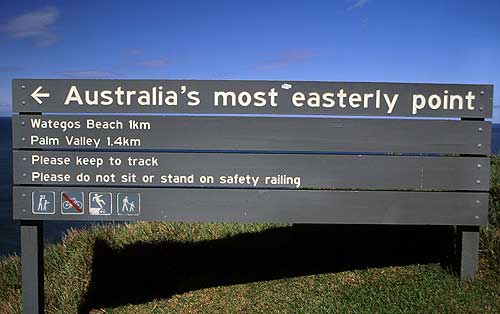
[78,224,455,313]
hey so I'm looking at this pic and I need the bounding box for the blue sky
[0,0,499,120]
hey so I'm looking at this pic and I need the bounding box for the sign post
[20,220,44,314]
[12,79,493,312]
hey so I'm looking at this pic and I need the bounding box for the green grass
[1,157,500,313]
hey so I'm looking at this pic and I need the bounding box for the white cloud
[0,66,22,72]
[256,49,318,70]
[0,6,59,47]
[347,0,370,11]
[59,70,117,78]
[129,49,144,56]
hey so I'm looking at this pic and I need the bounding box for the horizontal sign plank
[13,79,493,118]
[13,187,488,225]
[12,115,490,155]
[13,151,490,191]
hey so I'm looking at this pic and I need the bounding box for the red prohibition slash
[62,193,82,213]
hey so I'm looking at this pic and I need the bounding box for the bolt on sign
[11,79,493,313]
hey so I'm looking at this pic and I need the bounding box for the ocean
[1,117,500,257]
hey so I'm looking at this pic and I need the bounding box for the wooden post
[457,225,480,281]
[21,220,44,314]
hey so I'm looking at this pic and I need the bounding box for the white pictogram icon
[117,193,140,216]
[89,192,112,215]
[92,194,105,209]
[32,191,55,214]
[61,192,84,215]
[121,196,135,213]
[37,195,50,212]
[62,197,82,210]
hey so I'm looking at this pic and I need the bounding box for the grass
[1,157,499,313]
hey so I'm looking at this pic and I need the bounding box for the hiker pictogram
[117,193,140,216]
[32,191,55,214]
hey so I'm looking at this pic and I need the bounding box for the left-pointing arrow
[31,86,50,104]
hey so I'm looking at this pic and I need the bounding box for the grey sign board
[12,79,493,118]
[13,187,488,225]
[12,115,491,155]
[13,79,493,310]
[13,151,490,191]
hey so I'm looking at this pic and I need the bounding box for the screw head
[477,143,482,148]
[22,193,26,197]
[22,157,27,161]
[476,180,481,184]
[22,173,27,177]
[477,164,482,168]
[478,127,483,132]
[476,200,481,204]
[21,137,26,142]
[21,85,26,89]
[480,90,485,95]
[479,106,484,111]
[21,101,26,105]
[21,121,25,126]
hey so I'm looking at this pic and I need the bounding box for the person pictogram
[32,192,55,214]
[121,196,136,212]
[89,192,112,215]
[117,193,140,216]
[92,193,106,210]
[37,194,50,212]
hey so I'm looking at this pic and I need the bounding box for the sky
[0,0,499,120]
